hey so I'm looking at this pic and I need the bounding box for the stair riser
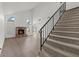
[56,23,79,26]
[63,12,79,17]
[56,24,79,27]
[62,13,79,19]
[60,16,79,21]
[58,19,79,23]
[47,40,79,55]
[65,8,79,15]
[49,36,79,45]
[51,32,79,38]
[64,8,79,16]
[60,18,79,22]
[39,50,48,57]
[56,22,79,26]
[43,45,66,57]
[57,21,79,24]
[55,28,79,32]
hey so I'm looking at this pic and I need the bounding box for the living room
[0,2,79,57]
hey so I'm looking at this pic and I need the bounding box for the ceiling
[2,2,40,15]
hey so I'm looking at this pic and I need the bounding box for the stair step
[50,34,79,41]
[60,16,79,21]
[49,34,79,45]
[63,9,79,18]
[52,31,79,38]
[58,19,79,23]
[56,24,79,27]
[43,44,67,57]
[47,38,79,56]
[62,13,79,19]
[48,37,79,50]
[39,49,49,57]
[57,23,79,25]
[42,47,56,57]
[53,31,79,34]
[44,43,78,57]
[57,20,79,24]
[55,27,79,29]
[56,23,79,26]
[65,8,79,15]
[59,18,79,22]
[42,49,50,57]
[54,27,79,32]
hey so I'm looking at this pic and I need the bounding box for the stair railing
[39,2,66,50]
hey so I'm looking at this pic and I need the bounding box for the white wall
[33,2,63,32]
[0,3,4,50]
[66,2,79,10]
[5,10,33,38]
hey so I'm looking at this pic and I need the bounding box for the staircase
[40,7,79,57]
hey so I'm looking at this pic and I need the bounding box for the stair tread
[58,21,79,24]
[53,31,79,34]
[59,19,79,22]
[61,16,79,20]
[58,20,79,23]
[56,23,79,25]
[49,34,79,45]
[48,37,79,50]
[52,31,79,38]
[50,34,79,41]
[62,13,79,18]
[56,24,79,27]
[40,49,50,57]
[44,43,78,57]
[55,27,79,28]
[42,49,50,57]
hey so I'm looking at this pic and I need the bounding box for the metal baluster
[45,25,47,42]
[40,2,66,51]
[53,16,54,30]
[40,30,42,51]
[42,28,44,46]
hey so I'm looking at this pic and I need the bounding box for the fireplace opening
[16,27,26,37]
[18,29,24,35]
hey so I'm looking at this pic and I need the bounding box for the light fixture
[26,19,31,25]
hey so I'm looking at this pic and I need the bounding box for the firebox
[16,27,26,37]
[18,29,24,35]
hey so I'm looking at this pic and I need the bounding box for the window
[7,16,16,22]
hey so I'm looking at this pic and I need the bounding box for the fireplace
[16,27,26,37]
